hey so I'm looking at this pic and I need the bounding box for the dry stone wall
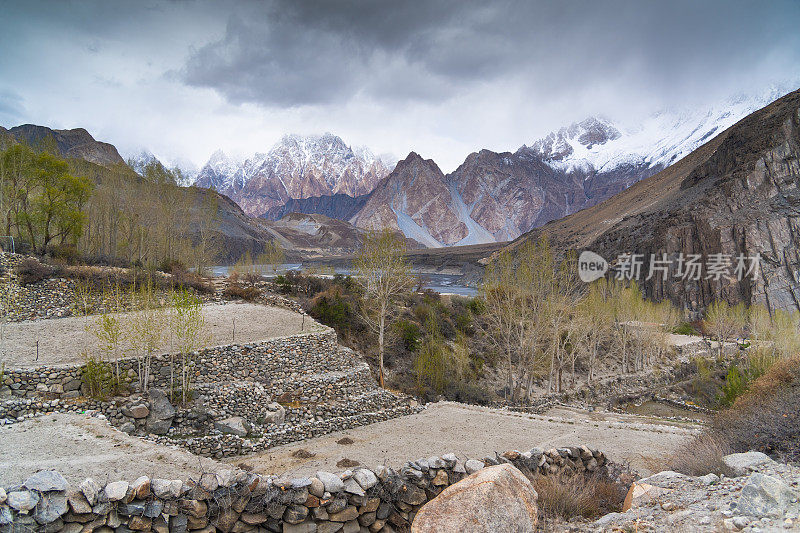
[1,446,609,533]
[0,329,420,459]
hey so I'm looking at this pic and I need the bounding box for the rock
[700,473,720,486]
[309,477,325,498]
[432,470,449,486]
[638,471,689,487]
[120,422,136,434]
[0,506,12,526]
[343,478,365,496]
[150,479,172,498]
[33,492,68,524]
[284,521,318,533]
[723,452,775,477]
[316,472,345,494]
[737,473,800,518]
[215,416,252,437]
[0,488,5,504]
[24,470,68,492]
[80,478,101,505]
[464,459,484,474]
[623,482,673,511]
[283,504,309,524]
[103,481,129,502]
[131,476,150,499]
[353,469,377,490]
[216,508,240,533]
[145,388,175,435]
[412,464,538,533]
[8,490,39,512]
[130,404,149,418]
[264,403,286,425]
[328,506,359,522]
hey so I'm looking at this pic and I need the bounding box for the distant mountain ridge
[0,124,126,167]
[315,87,797,247]
[194,133,395,217]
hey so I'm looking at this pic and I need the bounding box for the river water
[211,264,478,297]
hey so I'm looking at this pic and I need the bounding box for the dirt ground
[229,402,699,477]
[0,402,698,486]
[0,413,227,485]
[4,302,322,369]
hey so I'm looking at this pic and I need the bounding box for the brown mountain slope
[499,88,800,313]
[3,124,126,167]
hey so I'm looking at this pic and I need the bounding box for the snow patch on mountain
[527,86,794,176]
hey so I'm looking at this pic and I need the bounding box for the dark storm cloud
[180,0,800,107]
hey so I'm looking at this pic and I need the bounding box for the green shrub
[394,319,422,352]
[80,355,123,399]
[674,322,699,335]
[466,297,485,315]
[309,287,352,331]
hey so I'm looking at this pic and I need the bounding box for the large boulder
[412,463,538,533]
[145,388,175,435]
[723,451,774,476]
[214,416,252,437]
[737,473,800,518]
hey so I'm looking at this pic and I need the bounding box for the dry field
[0,403,698,485]
[3,302,320,369]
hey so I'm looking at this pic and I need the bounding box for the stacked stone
[1,446,607,532]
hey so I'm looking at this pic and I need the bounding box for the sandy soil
[0,413,227,485]
[229,402,699,477]
[4,302,322,369]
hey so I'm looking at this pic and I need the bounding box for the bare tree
[353,229,414,388]
[705,300,747,358]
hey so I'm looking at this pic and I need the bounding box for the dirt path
[0,413,228,485]
[4,302,322,369]
[229,402,699,477]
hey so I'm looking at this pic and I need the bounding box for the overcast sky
[1,0,799,172]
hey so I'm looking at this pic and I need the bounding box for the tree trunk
[378,306,385,388]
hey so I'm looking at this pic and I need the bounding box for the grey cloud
[180,0,800,108]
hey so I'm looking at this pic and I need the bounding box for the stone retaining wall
[1,329,343,399]
[1,329,421,459]
[1,445,609,533]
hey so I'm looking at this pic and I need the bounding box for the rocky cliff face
[262,192,370,222]
[194,133,393,217]
[2,124,126,167]
[351,153,469,247]
[502,88,800,313]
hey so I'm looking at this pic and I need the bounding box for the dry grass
[531,473,627,526]
[671,356,800,471]
[665,432,734,477]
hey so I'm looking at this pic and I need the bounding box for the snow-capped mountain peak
[193,133,393,217]
[527,84,797,176]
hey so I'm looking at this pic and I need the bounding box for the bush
[14,257,57,284]
[394,319,422,352]
[531,473,627,525]
[81,354,124,399]
[674,322,699,336]
[223,284,260,302]
[159,258,186,274]
[466,297,485,315]
[666,432,734,477]
[309,287,352,331]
